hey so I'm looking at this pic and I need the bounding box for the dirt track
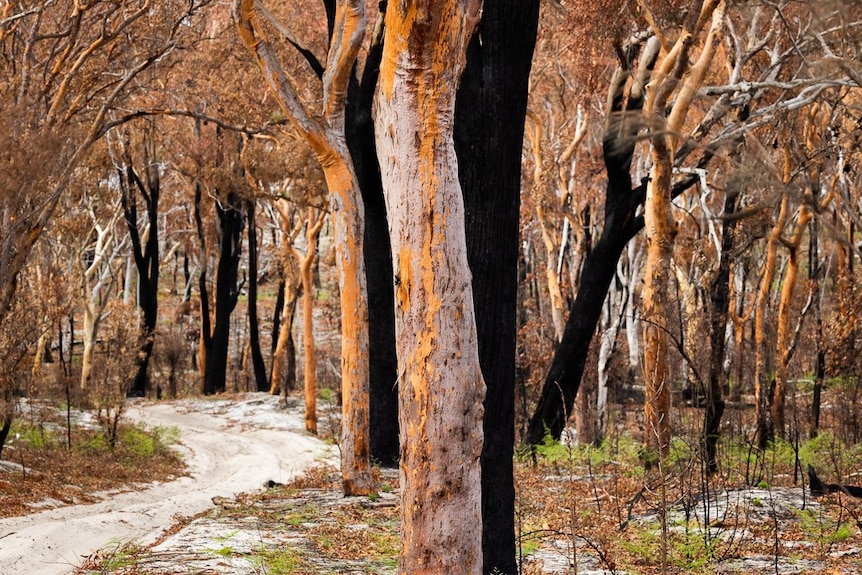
[0,395,332,575]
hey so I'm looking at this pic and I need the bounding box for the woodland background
[5,1,862,574]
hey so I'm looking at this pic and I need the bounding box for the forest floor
[3,393,862,574]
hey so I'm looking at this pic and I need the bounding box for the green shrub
[121,427,156,457]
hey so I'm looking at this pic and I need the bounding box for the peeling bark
[375,0,484,570]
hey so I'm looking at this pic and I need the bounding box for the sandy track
[0,395,331,575]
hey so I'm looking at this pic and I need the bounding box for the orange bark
[291,207,325,434]
[234,0,372,495]
[754,148,791,446]
[640,0,725,457]
[772,203,812,437]
[375,0,484,572]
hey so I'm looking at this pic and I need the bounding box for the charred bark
[246,200,268,392]
[203,192,244,395]
[526,43,651,445]
[454,0,539,570]
[703,108,748,472]
[0,410,10,459]
[119,158,160,398]
[345,31,399,466]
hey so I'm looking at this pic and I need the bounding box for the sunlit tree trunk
[754,149,791,447]
[772,204,812,438]
[641,140,675,457]
[641,0,724,457]
[375,0,484,570]
[235,0,373,495]
[271,200,303,395]
[79,214,124,390]
[292,207,325,434]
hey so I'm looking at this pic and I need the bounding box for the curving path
[0,395,331,575]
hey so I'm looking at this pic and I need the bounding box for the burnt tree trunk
[454,0,539,571]
[810,216,825,438]
[195,180,212,389]
[703,185,738,472]
[119,158,160,399]
[345,32,399,466]
[0,409,11,459]
[246,199,268,392]
[203,192,243,395]
[526,41,654,445]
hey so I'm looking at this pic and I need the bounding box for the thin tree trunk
[270,280,300,395]
[246,200,268,392]
[295,207,323,434]
[376,0,484,569]
[196,207,211,389]
[755,155,790,446]
[119,156,160,399]
[80,303,97,390]
[203,192,243,395]
[0,410,11,460]
[772,206,812,438]
[704,179,738,472]
[810,216,825,438]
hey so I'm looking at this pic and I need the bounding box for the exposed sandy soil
[0,394,334,575]
[3,394,862,575]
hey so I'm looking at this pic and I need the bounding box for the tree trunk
[203,192,243,395]
[704,180,738,472]
[596,277,626,443]
[194,159,212,387]
[119,157,160,399]
[80,303,97,390]
[270,278,300,395]
[326,156,374,496]
[810,217,825,438]
[235,0,373,496]
[295,207,322,434]
[754,168,789,447]
[0,409,11,460]
[526,37,660,446]
[455,0,539,569]
[345,38,400,467]
[376,0,484,570]
[641,137,674,458]
[246,200,269,392]
[772,206,812,438]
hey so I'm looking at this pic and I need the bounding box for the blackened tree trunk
[0,410,10,459]
[246,199,268,392]
[272,277,284,356]
[119,153,160,398]
[203,192,244,395]
[703,189,736,472]
[345,24,400,467]
[703,112,747,471]
[195,181,212,389]
[454,0,539,571]
[810,215,825,438]
[526,42,656,446]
